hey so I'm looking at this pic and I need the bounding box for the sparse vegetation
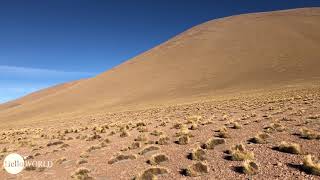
[276,141,301,154]
[249,132,270,144]
[71,167,92,179]
[303,154,320,175]
[134,167,169,180]
[147,153,169,165]
[231,122,242,129]
[241,160,259,175]
[108,154,137,164]
[156,135,170,145]
[129,142,142,150]
[47,140,64,147]
[56,157,67,164]
[77,159,88,165]
[176,135,190,145]
[299,128,320,140]
[264,123,285,132]
[150,130,163,136]
[182,161,209,177]
[135,134,148,141]
[139,145,160,155]
[120,130,130,137]
[189,147,206,161]
[227,144,254,161]
[202,138,225,149]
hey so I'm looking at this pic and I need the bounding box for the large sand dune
[1,8,320,125]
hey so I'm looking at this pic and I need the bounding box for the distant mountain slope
[1,8,320,125]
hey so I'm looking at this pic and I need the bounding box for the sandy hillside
[0,8,320,180]
[1,8,320,126]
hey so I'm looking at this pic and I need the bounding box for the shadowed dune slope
[1,8,320,124]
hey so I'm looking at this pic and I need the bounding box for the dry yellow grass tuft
[147,153,169,165]
[139,145,160,155]
[177,135,190,145]
[150,130,163,136]
[299,128,320,140]
[231,122,242,129]
[276,141,302,154]
[202,138,225,149]
[135,134,148,142]
[56,157,67,164]
[71,167,92,179]
[176,124,191,137]
[120,130,130,137]
[241,160,259,175]
[108,154,137,164]
[77,159,88,165]
[249,132,270,144]
[264,123,285,132]
[129,142,142,150]
[189,147,206,161]
[182,161,209,177]
[134,167,169,180]
[156,135,170,145]
[303,154,320,175]
[228,144,254,161]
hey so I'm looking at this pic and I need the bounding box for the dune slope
[1,8,320,125]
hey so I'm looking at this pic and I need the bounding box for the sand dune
[1,8,320,125]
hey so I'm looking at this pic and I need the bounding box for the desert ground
[0,8,320,180]
[1,85,320,179]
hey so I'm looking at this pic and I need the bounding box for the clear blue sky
[0,0,319,103]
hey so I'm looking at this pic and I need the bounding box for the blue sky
[1,0,319,103]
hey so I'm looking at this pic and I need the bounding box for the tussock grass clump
[156,135,170,145]
[80,152,89,158]
[47,140,64,147]
[86,145,101,152]
[202,138,225,149]
[176,135,190,145]
[137,126,149,133]
[182,161,209,177]
[136,122,146,127]
[56,157,67,164]
[120,130,130,137]
[189,147,206,161]
[150,130,163,136]
[135,134,148,142]
[129,142,142,150]
[71,167,92,179]
[231,122,242,129]
[86,132,101,141]
[147,154,169,165]
[264,123,285,133]
[176,124,191,137]
[249,132,270,144]
[299,128,320,140]
[241,160,259,175]
[139,145,160,155]
[173,123,183,129]
[303,154,320,175]
[108,131,116,136]
[217,130,231,139]
[186,115,202,124]
[228,144,254,161]
[25,165,37,171]
[190,123,198,130]
[108,154,137,164]
[134,167,169,180]
[1,147,8,153]
[276,141,301,154]
[77,159,88,165]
